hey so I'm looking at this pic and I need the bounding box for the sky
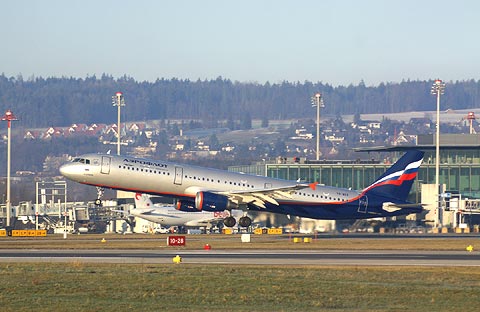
[1,0,479,86]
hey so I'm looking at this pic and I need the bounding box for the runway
[0,249,479,266]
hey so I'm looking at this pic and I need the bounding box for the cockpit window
[72,158,90,164]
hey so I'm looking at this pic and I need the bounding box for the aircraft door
[101,156,111,174]
[174,167,183,185]
[358,195,368,213]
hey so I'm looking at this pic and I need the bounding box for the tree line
[0,74,479,129]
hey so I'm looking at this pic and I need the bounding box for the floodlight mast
[311,93,324,161]
[2,110,18,228]
[112,92,125,155]
[431,79,445,228]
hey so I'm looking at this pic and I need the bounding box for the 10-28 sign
[167,235,186,246]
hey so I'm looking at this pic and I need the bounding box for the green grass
[0,233,478,250]
[0,263,479,311]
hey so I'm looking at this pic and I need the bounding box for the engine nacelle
[195,191,235,211]
[175,200,198,212]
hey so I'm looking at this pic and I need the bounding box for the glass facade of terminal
[229,149,480,200]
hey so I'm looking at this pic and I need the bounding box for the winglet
[309,182,318,191]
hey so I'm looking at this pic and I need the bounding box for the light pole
[431,79,445,228]
[112,92,125,155]
[311,93,324,160]
[2,110,17,228]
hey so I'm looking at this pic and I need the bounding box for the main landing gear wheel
[238,216,252,227]
[223,216,237,227]
[95,187,105,206]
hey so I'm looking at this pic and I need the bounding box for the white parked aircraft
[130,193,242,227]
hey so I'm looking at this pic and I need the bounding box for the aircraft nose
[59,163,75,179]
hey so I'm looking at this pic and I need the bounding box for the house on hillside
[24,130,41,140]
[87,123,108,136]
[128,122,146,135]
[393,130,417,145]
[290,127,313,140]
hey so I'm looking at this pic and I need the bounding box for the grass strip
[0,234,478,250]
[0,263,478,311]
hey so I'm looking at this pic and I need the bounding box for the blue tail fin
[362,150,424,201]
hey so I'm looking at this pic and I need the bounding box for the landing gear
[238,216,252,227]
[223,216,236,227]
[223,215,252,228]
[95,187,104,206]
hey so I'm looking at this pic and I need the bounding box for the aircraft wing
[136,209,156,215]
[220,183,312,209]
[129,209,157,215]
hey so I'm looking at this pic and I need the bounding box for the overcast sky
[1,0,479,86]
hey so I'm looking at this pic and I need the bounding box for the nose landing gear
[95,187,105,206]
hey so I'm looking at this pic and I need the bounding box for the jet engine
[195,191,236,211]
[175,200,198,212]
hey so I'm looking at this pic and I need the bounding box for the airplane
[130,192,242,228]
[59,150,425,227]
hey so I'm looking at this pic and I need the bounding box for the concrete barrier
[9,229,47,237]
[267,228,283,235]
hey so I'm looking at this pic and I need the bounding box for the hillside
[1,75,479,129]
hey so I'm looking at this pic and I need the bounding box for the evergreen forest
[1,74,480,129]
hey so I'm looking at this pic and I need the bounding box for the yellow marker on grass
[173,255,182,264]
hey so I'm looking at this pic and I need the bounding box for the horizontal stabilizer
[382,202,424,213]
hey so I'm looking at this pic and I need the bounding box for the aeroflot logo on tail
[123,158,168,168]
[369,158,422,189]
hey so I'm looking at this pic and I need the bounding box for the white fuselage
[130,206,232,227]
